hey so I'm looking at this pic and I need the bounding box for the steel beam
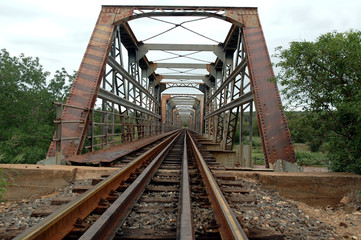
[242,25,296,164]
[47,8,134,158]
[156,63,208,69]
[163,81,203,85]
[141,43,218,51]
[161,75,211,88]
[160,75,206,80]
[47,5,295,166]
[221,28,244,150]
[107,56,160,106]
[138,43,224,62]
[107,5,253,10]
[204,92,253,119]
[205,58,247,106]
[97,88,161,119]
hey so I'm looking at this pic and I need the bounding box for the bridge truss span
[47,5,296,167]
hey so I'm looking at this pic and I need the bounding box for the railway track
[14,129,249,240]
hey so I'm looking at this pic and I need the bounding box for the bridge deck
[68,130,177,165]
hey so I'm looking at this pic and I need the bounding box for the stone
[269,222,278,227]
[339,222,348,228]
[340,196,350,205]
[262,196,271,201]
[343,232,352,238]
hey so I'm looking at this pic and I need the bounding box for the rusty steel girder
[47,8,134,157]
[243,26,295,165]
[47,5,295,166]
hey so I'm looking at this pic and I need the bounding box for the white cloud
[5,18,67,39]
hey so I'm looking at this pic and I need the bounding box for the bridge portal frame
[47,5,295,167]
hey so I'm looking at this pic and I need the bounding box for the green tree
[285,111,329,152]
[0,49,75,164]
[275,30,361,174]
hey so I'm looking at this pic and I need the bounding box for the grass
[0,153,21,201]
[250,137,266,165]
[236,137,328,167]
[295,150,328,167]
[0,168,11,201]
[0,153,13,201]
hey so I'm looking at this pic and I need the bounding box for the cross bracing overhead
[48,5,296,167]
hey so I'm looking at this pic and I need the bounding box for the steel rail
[78,130,182,240]
[187,131,248,240]
[14,130,181,240]
[177,134,195,240]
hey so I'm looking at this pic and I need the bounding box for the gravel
[1,175,358,239]
[0,179,91,231]
[122,202,178,229]
[192,201,217,236]
[233,178,343,239]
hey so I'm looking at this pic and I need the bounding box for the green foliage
[248,137,328,167]
[283,112,307,143]
[0,49,75,164]
[251,136,263,148]
[234,112,259,145]
[295,150,328,167]
[0,168,10,201]
[0,153,7,200]
[251,137,265,165]
[275,30,361,174]
[275,30,361,112]
[285,111,329,152]
[0,153,18,201]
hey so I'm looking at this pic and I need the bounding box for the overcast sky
[1,0,360,77]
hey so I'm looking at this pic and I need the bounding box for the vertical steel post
[55,104,63,165]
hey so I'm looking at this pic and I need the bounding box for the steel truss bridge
[48,5,296,168]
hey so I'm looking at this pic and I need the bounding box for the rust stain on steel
[188,132,248,240]
[47,5,294,167]
[242,25,296,164]
[224,8,259,27]
[161,94,172,123]
[224,7,295,165]
[206,63,213,74]
[15,131,179,240]
[179,134,195,240]
[68,130,177,164]
[78,131,181,240]
[47,7,134,158]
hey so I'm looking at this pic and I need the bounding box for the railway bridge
[47,5,296,169]
[9,6,361,240]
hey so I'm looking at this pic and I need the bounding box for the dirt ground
[295,200,361,239]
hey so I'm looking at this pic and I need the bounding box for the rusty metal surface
[47,7,134,158]
[15,131,179,240]
[242,26,296,164]
[79,131,181,240]
[47,5,295,167]
[220,8,296,165]
[68,130,176,164]
[224,8,260,27]
[178,134,195,240]
[187,132,248,240]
